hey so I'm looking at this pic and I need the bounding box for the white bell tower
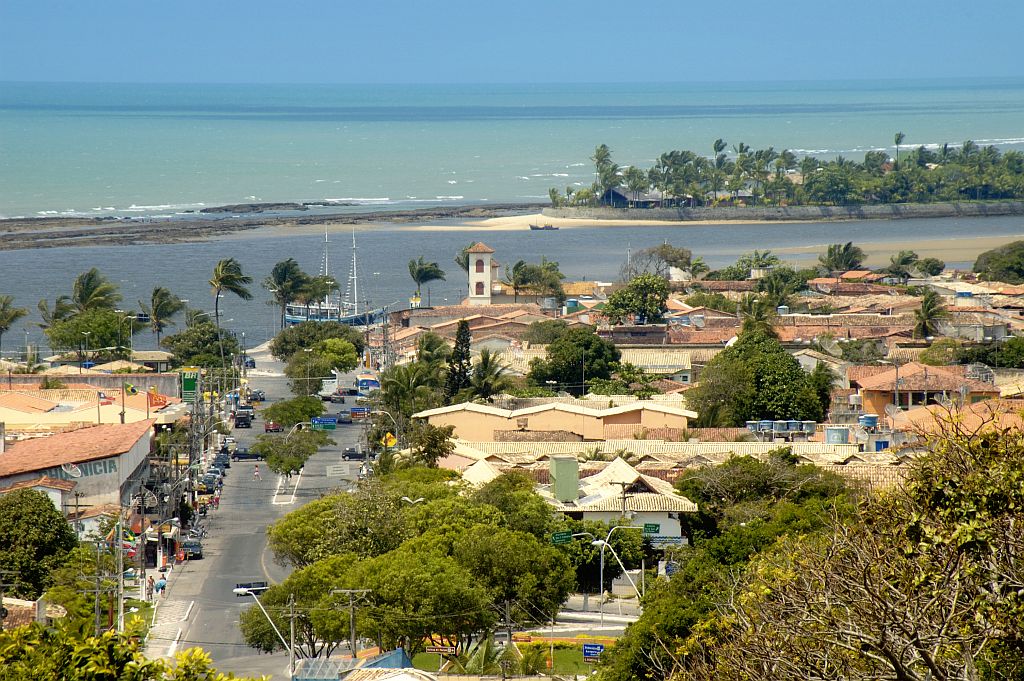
[467,242,495,306]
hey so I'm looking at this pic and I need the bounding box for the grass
[411,646,598,675]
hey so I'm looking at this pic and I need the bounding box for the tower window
[475,259,485,273]
[475,282,485,295]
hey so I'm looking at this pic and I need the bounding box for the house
[0,475,77,516]
[0,420,154,509]
[412,401,696,442]
[850,362,999,417]
[0,385,184,432]
[540,456,697,546]
[597,324,668,345]
[600,187,665,208]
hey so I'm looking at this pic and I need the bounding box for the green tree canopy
[527,327,620,396]
[269,320,365,360]
[818,241,866,272]
[521,319,572,345]
[138,286,184,343]
[260,395,324,427]
[602,273,670,324]
[974,240,1024,283]
[69,268,122,313]
[444,320,472,401]
[0,489,77,598]
[160,321,239,368]
[263,258,311,330]
[0,294,29,354]
[45,309,134,363]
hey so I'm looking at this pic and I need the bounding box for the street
[144,346,365,678]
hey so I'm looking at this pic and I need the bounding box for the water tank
[786,420,800,432]
[745,421,759,433]
[859,413,879,429]
[825,426,849,444]
[849,394,863,406]
[802,420,817,433]
[777,305,790,315]
[774,420,789,432]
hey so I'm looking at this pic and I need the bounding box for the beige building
[413,401,696,441]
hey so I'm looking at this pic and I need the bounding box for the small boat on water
[529,224,559,231]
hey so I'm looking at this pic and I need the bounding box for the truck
[234,413,252,428]
[317,377,339,400]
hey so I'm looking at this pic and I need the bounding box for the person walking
[155,576,167,598]
[253,464,262,481]
[147,575,155,601]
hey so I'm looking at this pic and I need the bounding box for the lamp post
[400,496,425,505]
[303,347,313,396]
[234,588,294,680]
[118,313,135,360]
[80,331,91,374]
[590,525,643,626]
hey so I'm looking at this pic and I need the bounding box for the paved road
[145,347,368,678]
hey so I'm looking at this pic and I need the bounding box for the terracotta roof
[895,398,1024,434]
[467,242,495,254]
[0,420,154,477]
[0,475,77,494]
[0,392,58,413]
[92,360,153,372]
[857,362,996,393]
[696,280,756,292]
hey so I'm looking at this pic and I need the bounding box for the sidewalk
[143,562,196,659]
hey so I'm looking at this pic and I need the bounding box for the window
[475,282,485,295]
[475,259,485,273]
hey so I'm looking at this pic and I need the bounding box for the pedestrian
[213,493,220,509]
[147,576,155,601]
[155,576,167,598]
[253,464,262,481]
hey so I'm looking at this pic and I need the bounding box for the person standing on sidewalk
[253,464,262,481]
[147,576,155,601]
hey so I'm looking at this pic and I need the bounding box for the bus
[355,373,380,396]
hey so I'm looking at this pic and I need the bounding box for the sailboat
[283,228,389,326]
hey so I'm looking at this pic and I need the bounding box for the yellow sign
[381,432,397,448]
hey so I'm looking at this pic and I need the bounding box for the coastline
[2,200,1024,258]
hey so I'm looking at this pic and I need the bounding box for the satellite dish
[820,337,842,357]
[884,404,900,419]
[692,315,706,329]
[685,287,696,295]
[61,462,83,478]
[725,336,739,347]
[853,427,869,442]
[892,432,909,447]
[936,394,954,409]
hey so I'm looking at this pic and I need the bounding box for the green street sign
[551,530,573,545]
[643,523,660,534]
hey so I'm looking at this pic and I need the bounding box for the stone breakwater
[542,200,1024,223]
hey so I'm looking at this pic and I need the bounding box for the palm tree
[263,258,310,329]
[209,258,253,329]
[302,275,340,320]
[36,296,74,329]
[819,242,866,272]
[138,287,185,344]
[70,268,122,312]
[502,260,531,302]
[469,349,512,400]
[914,290,949,339]
[738,294,778,337]
[408,257,446,298]
[0,295,28,356]
[894,131,905,170]
[416,332,451,369]
[379,362,438,418]
[886,250,919,278]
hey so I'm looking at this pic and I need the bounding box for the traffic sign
[643,523,660,534]
[425,645,456,654]
[311,416,337,431]
[380,432,397,448]
[350,406,369,418]
[551,530,573,545]
[582,643,604,662]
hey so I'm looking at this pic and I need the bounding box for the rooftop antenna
[820,336,842,357]
[853,426,869,443]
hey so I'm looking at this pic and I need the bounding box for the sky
[1,0,1022,84]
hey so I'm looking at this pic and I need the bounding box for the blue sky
[1,0,1021,84]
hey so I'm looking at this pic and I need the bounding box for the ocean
[2,79,1024,219]
[2,79,1024,357]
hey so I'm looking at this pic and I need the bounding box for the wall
[581,510,682,540]
[543,200,1024,223]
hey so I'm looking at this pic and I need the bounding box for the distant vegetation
[551,138,1024,207]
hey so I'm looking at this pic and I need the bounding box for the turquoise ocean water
[2,79,1024,218]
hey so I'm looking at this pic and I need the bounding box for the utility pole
[503,599,514,646]
[331,589,371,659]
[289,594,295,677]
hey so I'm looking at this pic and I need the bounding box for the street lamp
[233,588,295,680]
[80,331,91,373]
[590,525,643,626]
[118,313,135,360]
[400,496,425,505]
[303,348,313,396]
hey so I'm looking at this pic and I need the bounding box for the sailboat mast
[351,228,359,316]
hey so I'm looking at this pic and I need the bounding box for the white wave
[36,210,59,215]
[323,197,391,203]
[447,180,458,184]
[124,202,207,212]
[567,162,586,167]
[552,173,569,177]
[435,195,464,200]
[517,176,531,180]
[314,179,327,183]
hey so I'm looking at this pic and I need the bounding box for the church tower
[467,242,495,306]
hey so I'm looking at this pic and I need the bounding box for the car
[232,447,263,461]
[342,447,363,461]
[250,389,266,401]
[180,540,204,559]
[329,393,347,404]
[264,420,283,432]
[234,414,252,428]
[213,456,231,469]
[207,466,225,478]
[335,412,353,424]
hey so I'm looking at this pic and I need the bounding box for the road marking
[167,627,182,657]
[184,600,195,620]
[272,467,303,505]
[260,543,280,586]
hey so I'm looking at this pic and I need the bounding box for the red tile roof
[857,363,997,393]
[0,475,77,494]
[467,242,495,254]
[0,420,154,478]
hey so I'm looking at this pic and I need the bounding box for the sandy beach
[777,235,1024,268]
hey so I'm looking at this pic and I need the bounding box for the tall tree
[602,273,669,324]
[408,256,446,298]
[894,130,906,170]
[208,257,253,329]
[469,348,513,400]
[36,296,74,330]
[527,327,619,397]
[444,320,472,401]
[913,289,949,339]
[0,489,77,598]
[69,268,121,313]
[138,286,184,344]
[263,258,310,330]
[818,241,866,272]
[0,295,28,356]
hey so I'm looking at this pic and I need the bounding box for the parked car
[206,466,225,479]
[244,357,256,369]
[213,455,231,469]
[250,389,266,401]
[180,540,204,559]
[232,447,263,461]
[329,393,347,404]
[342,447,363,461]
[335,411,353,424]
[264,420,283,432]
[234,414,252,428]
